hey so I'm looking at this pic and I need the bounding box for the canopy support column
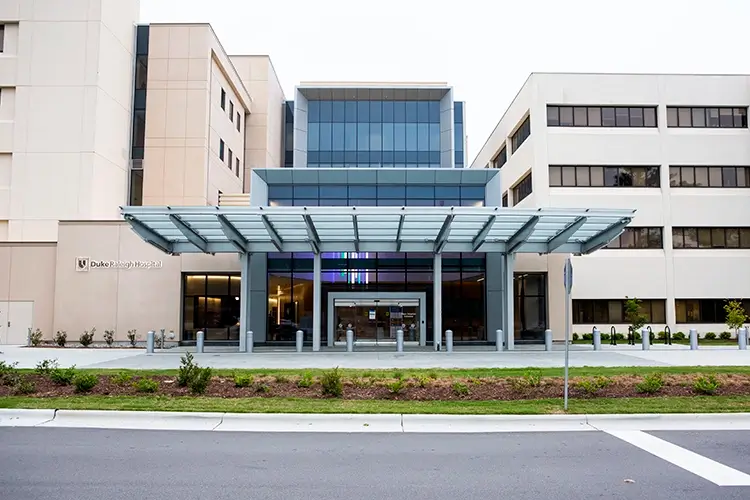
[312,252,322,352]
[504,253,515,350]
[433,253,442,349]
[239,252,251,353]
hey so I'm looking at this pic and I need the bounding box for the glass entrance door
[333,298,420,345]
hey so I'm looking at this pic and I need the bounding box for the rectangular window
[675,299,750,323]
[573,299,666,324]
[228,149,233,169]
[220,89,226,110]
[492,147,507,169]
[547,105,657,127]
[604,227,663,249]
[0,25,4,53]
[511,116,531,153]
[502,193,508,207]
[236,112,241,131]
[229,101,234,119]
[672,227,750,249]
[219,139,225,161]
[666,107,748,128]
[235,157,240,177]
[669,166,750,188]
[549,165,659,187]
[512,172,532,205]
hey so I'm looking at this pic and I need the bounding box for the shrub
[694,375,721,395]
[582,333,593,341]
[50,366,77,385]
[657,331,666,340]
[575,376,612,395]
[274,374,289,384]
[14,377,36,395]
[35,359,59,376]
[297,372,314,388]
[572,333,579,341]
[321,367,343,397]
[127,329,138,348]
[615,333,625,341]
[391,370,404,380]
[523,369,542,388]
[73,373,99,393]
[133,377,159,393]
[719,331,732,340]
[452,381,470,396]
[177,352,197,387]
[54,330,67,347]
[352,377,371,388]
[234,374,254,388]
[672,331,686,341]
[601,333,610,341]
[188,366,213,395]
[255,383,270,394]
[415,375,430,388]
[634,332,642,341]
[111,371,133,386]
[427,371,439,380]
[103,330,115,347]
[704,332,717,340]
[0,361,21,386]
[79,328,95,347]
[636,372,664,394]
[386,380,405,394]
[28,328,44,347]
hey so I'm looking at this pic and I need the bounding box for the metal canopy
[120,206,635,255]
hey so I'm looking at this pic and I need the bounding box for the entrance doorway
[327,292,426,347]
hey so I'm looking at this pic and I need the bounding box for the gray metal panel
[376,169,407,184]
[440,90,454,168]
[347,169,377,183]
[486,254,504,343]
[485,170,502,206]
[248,171,269,206]
[265,168,293,183]
[292,89,309,168]
[434,169,462,184]
[291,169,320,184]
[249,290,267,343]
[406,169,435,184]
[317,169,349,184]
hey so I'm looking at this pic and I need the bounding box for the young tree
[624,296,648,332]
[724,300,748,338]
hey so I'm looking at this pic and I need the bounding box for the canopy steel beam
[303,214,321,254]
[260,214,283,252]
[581,218,632,254]
[506,215,540,254]
[216,213,249,253]
[168,213,208,253]
[433,214,455,254]
[352,214,360,252]
[395,214,405,252]
[472,214,497,252]
[547,216,588,252]
[124,215,174,254]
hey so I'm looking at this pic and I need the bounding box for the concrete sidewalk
[2,408,750,433]
[1,344,749,370]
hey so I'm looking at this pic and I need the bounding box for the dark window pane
[319,100,332,121]
[602,107,616,126]
[349,185,376,198]
[682,167,695,186]
[722,167,737,187]
[615,108,630,126]
[562,166,576,186]
[669,166,680,187]
[461,186,485,198]
[645,166,660,187]
[378,185,406,198]
[435,185,460,198]
[573,107,587,126]
[707,108,720,127]
[719,108,733,127]
[559,107,573,126]
[672,228,683,248]
[709,168,722,187]
[726,228,740,248]
[406,186,435,199]
[733,107,747,128]
[740,228,750,248]
[604,167,619,186]
[692,108,706,127]
[684,228,698,248]
[620,229,635,248]
[698,228,712,248]
[319,185,347,198]
[678,108,691,127]
[576,166,590,186]
[694,167,709,187]
[711,228,726,248]
[547,106,559,126]
[667,108,678,127]
[629,107,644,127]
[644,107,657,127]
[630,167,646,187]
[590,166,604,186]
[648,228,662,248]
[587,107,602,126]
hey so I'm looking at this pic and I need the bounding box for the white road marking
[606,430,750,487]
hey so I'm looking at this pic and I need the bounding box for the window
[512,173,532,205]
[573,299,666,324]
[235,157,240,177]
[676,299,750,324]
[547,106,657,127]
[219,139,225,161]
[502,192,508,207]
[236,112,241,132]
[672,227,750,249]
[492,147,507,169]
[511,116,531,153]
[604,227,663,249]
[229,101,234,119]
[220,89,226,110]
[669,166,749,188]
[549,165,660,187]
[0,25,4,53]
[667,107,747,128]
[228,149,233,169]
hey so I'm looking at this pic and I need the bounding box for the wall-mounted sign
[75,257,163,272]
[368,309,376,320]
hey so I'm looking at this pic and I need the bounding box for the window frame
[511,173,532,205]
[672,227,750,249]
[492,147,507,169]
[573,299,666,324]
[220,89,226,111]
[0,25,4,53]
[219,139,225,161]
[549,165,660,187]
[547,105,658,128]
[510,116,531,153]
[666,106,748,128]
[669,166,750,188]
[604,227,663,249]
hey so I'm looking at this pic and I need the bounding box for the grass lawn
[1,395,749,415]
[572,339,738,346]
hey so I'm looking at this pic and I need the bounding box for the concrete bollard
[544,329,553,351]
[739,327,748,350]
[146,330,155,354]
[246,330,253,353]
[346,329,354,352]
[445,329,453,353]
[396,329,404,352]
[593,327,601,351]
[641,327,650,351]
[196,330,204,353]
[296,330,304,352]
[496,329,503,351]
[689,328,698,350]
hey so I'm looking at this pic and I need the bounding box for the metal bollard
[689,328,698,350]
[396,329,404,353]
[246,330,253,353]
[544,329,552,351]
[146,330,155,354]
[496,329,503,351]
[296,330,304,352]
[610,326,617,346]
[445,329,453,353]
[196,330,204,353]
[739,327,748,350]
[641,327,650,350]
[346,329,354,352]
[593,327,601,351]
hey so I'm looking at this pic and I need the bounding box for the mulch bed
[2,373,749,401]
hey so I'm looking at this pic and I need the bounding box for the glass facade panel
[182,274,240,342]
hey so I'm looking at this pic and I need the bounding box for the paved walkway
[1,344,749,369]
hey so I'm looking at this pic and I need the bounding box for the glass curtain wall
[182,274,241,342]
[513,273,548,342]
[306,100,442,168]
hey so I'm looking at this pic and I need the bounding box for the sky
[140,0,750,164]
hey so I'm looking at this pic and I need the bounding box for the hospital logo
[75,257,90,272]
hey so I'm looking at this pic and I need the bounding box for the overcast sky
[141,0,750,163]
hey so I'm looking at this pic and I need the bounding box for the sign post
[563,258,573,411]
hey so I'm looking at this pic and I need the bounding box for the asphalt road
[1,428,749,500]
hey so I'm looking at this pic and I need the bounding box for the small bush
[177,352,197,387]
[352,377,371,388]
[615,333,625,341]
[134,377,159,393]
[523,369,542,388]
[54,330,67,347]
[572,333,579,341]
[255,383,270,394]
[415,375,429,388]
[188,366,213,395]
[73,373,99,393]
[79,328,95,347]
[657,331,666,340]
[452,381,470,396]
[694,375,721,395]
[111,371,133,386]
[50,366,77,385]
[582,333,593,341]
[297,372,314,388]
[601,333,610,341]
[634,332,642,341]
[704,332,717,340]
[14,377,36,395]
[636,372,664,394]
[427,371,439,380]
[274,374,289,384]
[103,330,115,347]
[35,359,59,376]
[391,370,404,380]
[0,361,20,386]
[321,367,343,397]
[719,331,732,340]
[575,376,612,395]
[127,329,138,347]
[29,328,44,347]
[672,331,686,341]
[386,380,405,394]
[234,374,254,388]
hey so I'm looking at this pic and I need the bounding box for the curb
[0,409,56,427]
